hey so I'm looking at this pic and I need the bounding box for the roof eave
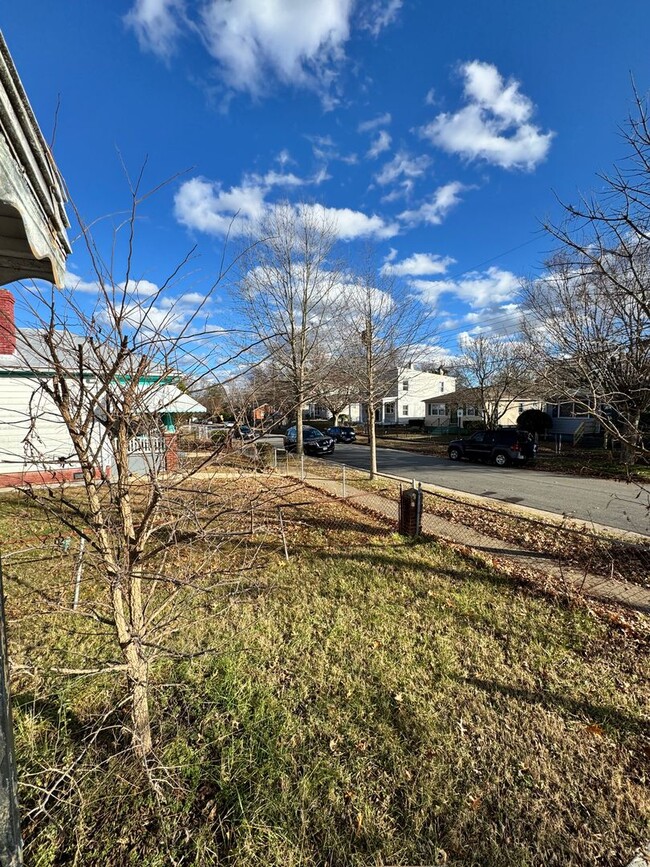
[0,31,70,287]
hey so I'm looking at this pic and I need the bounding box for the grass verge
[1,483,648,866]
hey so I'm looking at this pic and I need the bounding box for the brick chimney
[0,290,16,355]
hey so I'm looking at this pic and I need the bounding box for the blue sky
[3,0,650,357]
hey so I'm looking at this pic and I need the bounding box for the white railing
[127,434,166,455]
[572,421,585,445]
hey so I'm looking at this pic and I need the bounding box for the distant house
[376,365,456,425]
[252,403,274,423]
[309,365,457,426]
[544,396,602,442]
[424,387,543,429]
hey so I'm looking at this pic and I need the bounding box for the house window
[466,406,476,416]
[440,382,445,392]
[426,403,433,415]
[402,404,409,416]
[519,403,525,414]
[402,380,409,392]
[385,402,395,414]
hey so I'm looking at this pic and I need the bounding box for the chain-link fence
[5,446,646,612]
[266,446,650,611]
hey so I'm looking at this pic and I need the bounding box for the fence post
[277,508,289,561]
[0,556,23,866]
[342,464,346,499]
[72,537,86,611]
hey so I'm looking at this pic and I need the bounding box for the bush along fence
[268,448,650,612]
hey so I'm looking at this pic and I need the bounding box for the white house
[0,292,206,485]
[376,365,456,425]
[308,365,456,426]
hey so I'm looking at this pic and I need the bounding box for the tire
[448,447,461,461]
[493,451,509,467]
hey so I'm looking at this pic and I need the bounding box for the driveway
[324,443,650,537]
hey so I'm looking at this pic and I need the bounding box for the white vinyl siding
[0,376,82,474]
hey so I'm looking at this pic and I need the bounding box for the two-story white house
[339,365,456,426]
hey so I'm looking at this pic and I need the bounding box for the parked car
[447,429,537,467]
[284,425,335,456]
[326,425,357,443]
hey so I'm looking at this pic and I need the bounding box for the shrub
[461,419,486,432]
[517,409,553,435]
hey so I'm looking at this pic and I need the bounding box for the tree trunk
[110,578,153,761]
[368,403,378,480]
[125,639,152,759]
[296,399,304,456]
[618,410,641,467]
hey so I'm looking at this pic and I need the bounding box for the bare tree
[197,381,230,419]
[543,88,650,321]
[456,333,531,429]
[337,267,425,478]
[5,180,290,763]
[235,203,343,454]
[522,251,650,464]
[317,379,359,427]
[523,90,650,465]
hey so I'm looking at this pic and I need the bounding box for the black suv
[447,429,537,467]
[326,426,356,443]
[284,425,335,456]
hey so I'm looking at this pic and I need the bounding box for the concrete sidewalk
[299,473,650,616]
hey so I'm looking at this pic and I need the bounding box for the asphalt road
[318,442,650,537]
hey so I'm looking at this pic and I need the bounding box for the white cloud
[413,266,520,309]
[367,130,392,159]
[358,112,392,133]
[127,1,404,103]
[358,0,403,37]
[407,279,449,307]
[306,133,356,166]
[424,87,437,106]
[198,0,354,99]
[64,271,104,294]
[381,252,456,277]
[64,270,214,338]
[421,61,554,171]
[174,176,399,240]
[305,203,398,239]
[124,0,184,59]
[399,181,467,226]
[411,342,459,366]
[375,150,430,187]
[65,272,162,298]
[174,177,267,236]
[276,149,294,167]
[260,170,306,188]
[312,166,332,184]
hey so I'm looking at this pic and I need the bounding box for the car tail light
[512,442,520,451]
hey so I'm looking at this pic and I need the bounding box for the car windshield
[304,429,324,439]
